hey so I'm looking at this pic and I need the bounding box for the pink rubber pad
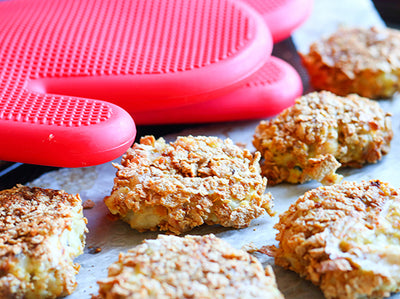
[131,56,302,124]
[243,0,313,42]
[4,0,273,111]
[0,0,272,167]
[0,95,136,167]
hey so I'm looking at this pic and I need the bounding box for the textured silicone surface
[131,56,303,124]
[244,0,313,42]
[0,0,272,167]
[0,94,136,167]
[6,0,272,111]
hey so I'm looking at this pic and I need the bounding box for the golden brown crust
[94,234,284,299]
[272,180,400,299]
[0,185,87,298]
[253,91,392,185]
[104,135,274,234]
[300,26,400,98]
[0,185,83,258]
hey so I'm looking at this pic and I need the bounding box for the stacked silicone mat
[0,0,312,167]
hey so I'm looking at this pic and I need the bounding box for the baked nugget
[0,185,87,299]
[104,135,273,235]
[300,26,400,99]
[272,180,400,299]
[253,91,392,185]
[94,234,283,299]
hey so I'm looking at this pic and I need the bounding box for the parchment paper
[28,0,400,297]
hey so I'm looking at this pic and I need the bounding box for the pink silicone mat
[0,97,136,167]
[5,0,273,111]
[0,0,272,167]
[131,56,303,124]
[244,0,313,42]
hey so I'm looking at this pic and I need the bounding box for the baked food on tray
[300,26,400,99]
[104,135,274,235]
[271,180,400,299]
[94,234,283,299]
[0,185,87,299]
[253,91,392,185]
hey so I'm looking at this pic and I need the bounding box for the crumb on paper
[257,245,276,257]
[235,142,247,149]
[241,242,258,253]
[83,199,95,209]
[88,247,102,254]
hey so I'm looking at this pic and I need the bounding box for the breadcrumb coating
[104,135,274,235]
[300,26,400,99]
[94,234,283,299]
[272,180,400,299]
[253,91,392,185]
[0,185,87,299]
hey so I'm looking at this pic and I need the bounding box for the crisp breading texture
[272,180,400,299]
[253,91,392,185]
[300,26,400,99]
[94,234,283,299]
[0,185,87,299]
[104,135,274,235]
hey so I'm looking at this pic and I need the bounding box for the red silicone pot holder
[0,0,272,167]
[8,0,273,111]
[243,0,313,42]
[131,56,303,124]
[0,96,136,167]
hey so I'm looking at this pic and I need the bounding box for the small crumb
[257,245,275,257]
[82,199,95,209]
[89,247,102,254]
[241,242,258,253]
[235,142,247,149]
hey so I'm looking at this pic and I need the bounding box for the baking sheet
[28,0,400,297]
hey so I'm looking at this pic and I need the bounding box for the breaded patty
[300,26,400,99]
[271,180,400,299]
[104,135,274,235]
[94,234,283,299]
[253,91,392,185]
[0,185,87,299]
